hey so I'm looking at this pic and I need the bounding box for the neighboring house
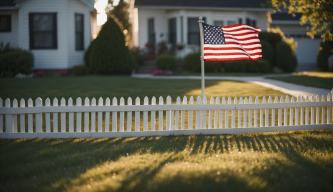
[132,0,271,57]
[0,0,96,71]
[271,12,321,70]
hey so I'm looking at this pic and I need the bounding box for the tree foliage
[272,0,333,41]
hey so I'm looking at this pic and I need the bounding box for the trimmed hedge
[183,53,271,73]
[155,54,177,70]
[0,49,33,77]
[317,41,333,71]
[85,17,133,74]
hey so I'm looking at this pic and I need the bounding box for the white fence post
[181,96,187,129]
[135,97,140,131]
[84,97,90,132]
[289,97,294,126]
[284,96,289,126]
[248,97,253,128]
[60,98,66,132]
[5,98,13,133]
[150,97,156,131]
[126,97,132,132]
[143,97,149,131]
[188,96,194,129]
[305,96,309,125]
[315,95,320,124]
[243,97,248,128]
[272,96,277,127]
[19,98,26,133]
[174,97,180,130]
[310,95,315,125]
[232,97,236,128]
[12,99,18,133]
[28,98,34,133]
[214,97,219,129]
[321,95,325,124]
[105,97,111,132]
[91,98,96,132]
[327,94,331,124]
[97,97,103,132]
[196,96,202,129]
[166,96,172,130]
[254,97,259,128]
[45,98,51,133]
[202,96,207,129]
[119,97,125,132]
[238,97,242,128]
[299,96,304,126]
[158,96,164,130]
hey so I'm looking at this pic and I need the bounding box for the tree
[108,0,131,46]
[85,16,133,74]
[272,0,333,41]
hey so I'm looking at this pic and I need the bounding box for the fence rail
[0,92,333,138]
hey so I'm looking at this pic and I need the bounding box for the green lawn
[0,131,333,192]
[267,72,333,90]
[0,76,287,99]
[0,76,332,192]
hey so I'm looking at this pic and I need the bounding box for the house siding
[0,11,18,47]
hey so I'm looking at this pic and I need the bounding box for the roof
[0,0,15,7]
[135,0,271,9]
[272,12,301,21]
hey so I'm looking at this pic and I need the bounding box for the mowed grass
[0,76,287,99]
[267,72,333,90]
[0,131,333,192]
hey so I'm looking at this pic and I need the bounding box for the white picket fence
[0,92,333,138]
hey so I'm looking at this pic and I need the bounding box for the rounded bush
[317,41,333,71]
[275,41,298,72]
[184,52,201,72]
[261,40,274,67]
[85,17,133,74]
[0,49,33,77]
[155,54,177,70]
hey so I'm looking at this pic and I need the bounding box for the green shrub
[69,65,90,76]
[0,49,33,77]
[130,47,144,70]
[275,41,298,72]
[183,52,271,73]
[155,54,177,70]
[184,52,201,72]
[317,41,333,71]
[85,17,133,74]
[261,40,274,66]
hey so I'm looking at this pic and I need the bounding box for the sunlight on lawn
[186,81,287,97]
[296,72,333,78]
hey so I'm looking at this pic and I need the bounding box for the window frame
[187,17,206,45]
[168,17,177,47]
[29,12,57,50]
[75,13,84,51]
[0,15,11,32]
[147,18,155,44]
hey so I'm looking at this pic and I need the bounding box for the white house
[132,0,271,56]
[271,12,321,70]
[0,0,96,71]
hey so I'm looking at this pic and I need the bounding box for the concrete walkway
[132,74,332,97]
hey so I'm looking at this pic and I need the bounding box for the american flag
[203,23,262,61]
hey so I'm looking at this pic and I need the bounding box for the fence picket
[181,96,187,129]
[158,97,164,130]
[238,97,242,128]
[150,97,156,131]
[209,97,214,128]
[68,98,74,132]
[196,96,201,129]
[27,98,34,133]
[105,98,111,132]
[5,99,13,133]
[254,97,259,128]
[202,96,207,129]
[299,96,304,126]
[327,94,331,124]
[289,97,294,126]
[266,97,271,127]
[305,96,309,125]
[232,97,236,128]
[225,97,230,128]
[310,96,315,125]
[135,97,140,131]
[19,98,26,133]
[214,97,220,129]
[60,98,66,132]
[243,98,248,128]
[321,95,325,124]
[284,96,289,126]
[248,97,253,128]
[97,97,103,132]
[12,99,18,133]
[76,98,82,132]
[120,97,125,132]
[91,98,96,132]
[295,97,299,126]
[113,97,118,132]
[272,97,277,127]
[315,95,320,124]
[260,97,264,127]
[127,97,132,132]
[188,96,194,129]
[35,98,42,133]
[84,97,90,132]
[143,97,149,131]
[174,97,180,130]
[166,96,172,130]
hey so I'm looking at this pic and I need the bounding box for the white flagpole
[198,17,205,98]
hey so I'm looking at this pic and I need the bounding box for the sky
[94,0,120,26]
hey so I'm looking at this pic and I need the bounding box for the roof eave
[0,6,18,10]
[135,5,272,12]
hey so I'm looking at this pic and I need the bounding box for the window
[213,20,224,27]
[246,18,257,27]
[75,13,84,50]
[29,13,57,49]
[168,18,177,47]
[147,18,155,44]
[187,17,199,45]
[0,15,11,32]
[238,18,243,24]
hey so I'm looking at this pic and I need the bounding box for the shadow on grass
[0,131,333,192]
